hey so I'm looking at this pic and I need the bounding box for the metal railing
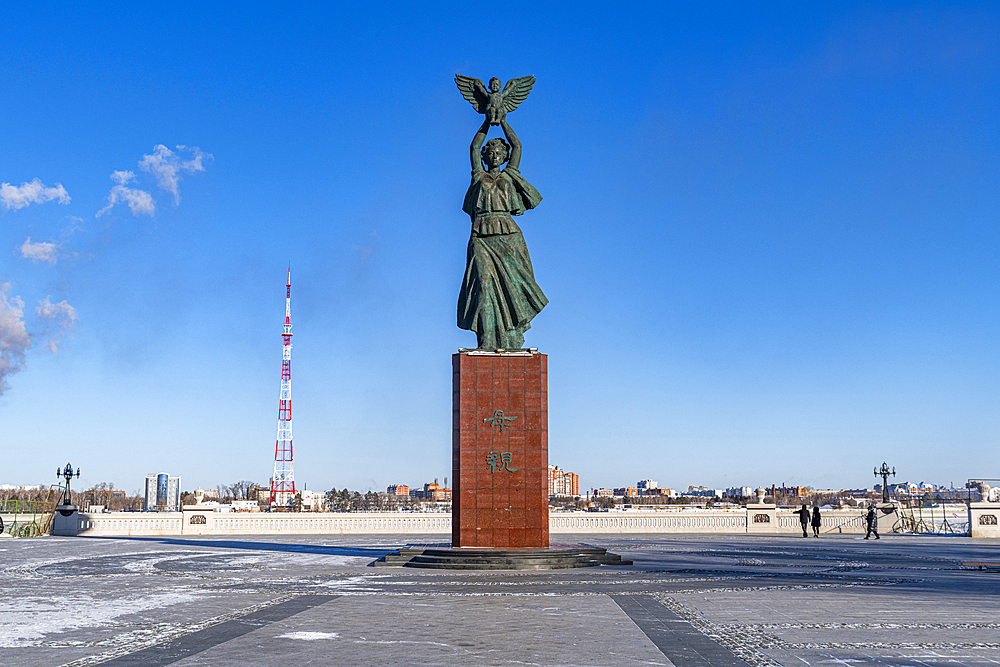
[1,486,62,537]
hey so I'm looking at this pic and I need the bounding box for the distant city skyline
[1,2,998,493]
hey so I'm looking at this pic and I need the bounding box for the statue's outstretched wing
[455,74,489,113]
[501,75,536,113]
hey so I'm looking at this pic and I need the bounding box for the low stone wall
[50,505,921,538]
[57,508,453,537]
[550,508,874,535]
[552,509,749,534]
[64,512,185,536]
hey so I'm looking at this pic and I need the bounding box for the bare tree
[216,484,234,503]
[228,480,256,500]
[350,491,364,512]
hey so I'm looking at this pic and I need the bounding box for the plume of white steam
[0,284,31,395]
[96,170,155,217]
[0,179,71,210]
[36,297,77,353]
[20,237,59,264]
[139,144,211,204]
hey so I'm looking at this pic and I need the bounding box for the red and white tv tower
[269,269,296,509]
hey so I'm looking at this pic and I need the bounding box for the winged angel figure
[455,74,536,126]
[454,74,546,351]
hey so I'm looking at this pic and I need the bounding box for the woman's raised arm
[470,118,490,171]
[501,118,522,170]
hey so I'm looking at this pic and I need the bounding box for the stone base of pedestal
[51,505,79,536]
[372,543,631,569]
[875,503,899,534]
[452,349,549,548]
[745,503,776,533]
[969,502,1000,538]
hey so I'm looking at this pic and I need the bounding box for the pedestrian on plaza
[864,503,879,540]
[796,503,810,537]
[811,506,821,537]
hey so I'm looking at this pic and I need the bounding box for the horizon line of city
[3,470,990,515]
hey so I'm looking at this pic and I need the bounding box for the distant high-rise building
[144,473,180,511]
[144,474,158,511]
[424,482,450,501]
[166,476,180,511]
[637,480,658,491]
[408,482,450,501]
[548,465,581,496]
[387,485,409,497]
[564,472,579,496]
[548,465,561,495]
[156,474,168,509]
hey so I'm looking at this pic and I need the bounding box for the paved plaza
[1,533,998,666]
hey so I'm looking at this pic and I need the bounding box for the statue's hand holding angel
[455,74,535,126]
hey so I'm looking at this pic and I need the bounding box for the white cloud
[96,171,155,217]
[139,144,211,204]
[36,296,77,353]
[20,237,59,264]
[0,284,31,394]
[0,179,71,210]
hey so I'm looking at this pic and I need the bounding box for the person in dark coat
[811,506,821,537]
[796,504,810,537]
[864,503,880,539]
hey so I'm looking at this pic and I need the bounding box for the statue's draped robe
[458,165,547,350]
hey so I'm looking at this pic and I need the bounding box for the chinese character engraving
[486,451,518,473]
[483,409,517,432]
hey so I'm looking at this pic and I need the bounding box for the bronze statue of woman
[458,117,548,350]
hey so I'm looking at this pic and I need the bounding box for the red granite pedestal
[452,350,548,548]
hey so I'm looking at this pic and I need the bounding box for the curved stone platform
[373,543,632,570]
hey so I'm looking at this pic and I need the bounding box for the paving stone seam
[612,594,752,667]
[651,598,1000,657]
[194,579,910,598]
[55,593,299,667]
[658,580,911,594]
[648,594,781,667]
[766,641,1000,650]
[653,547,963,565]
[732,628,1000,652]
[750,622,1000,630]
[653,568,922,581]
[303,573,920,586]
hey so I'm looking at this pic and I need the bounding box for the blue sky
[1,2,997,495]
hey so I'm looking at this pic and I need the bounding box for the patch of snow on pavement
[0,590,201,648]
[278,631,339,641]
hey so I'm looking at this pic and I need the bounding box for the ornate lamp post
[58,463,80,505]
[874,463,895,504]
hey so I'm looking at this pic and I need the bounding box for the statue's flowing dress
[458,164,547,350]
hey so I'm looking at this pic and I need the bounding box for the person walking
[864,503,879,539]
[811,506,821,537]
[796,504,810,537]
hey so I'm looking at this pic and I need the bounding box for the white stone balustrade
[45,505,966,537]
